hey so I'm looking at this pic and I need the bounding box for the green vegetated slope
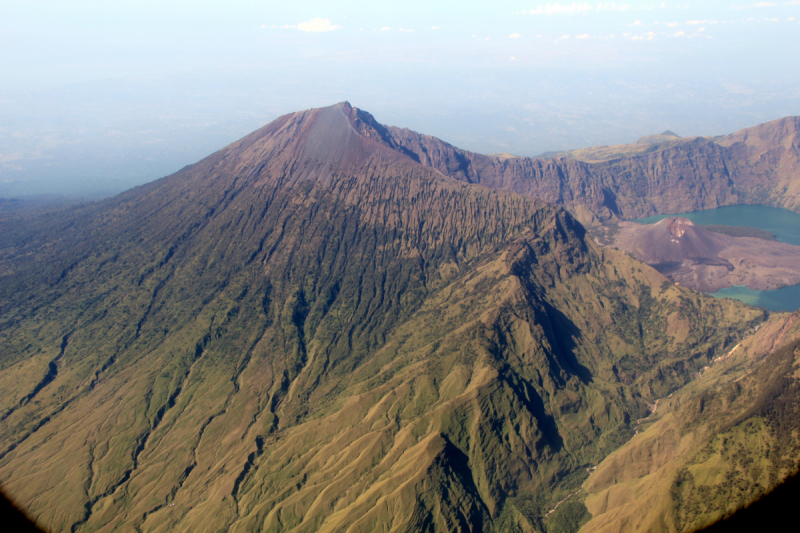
[580,312,800,532]
[0,102,793,532]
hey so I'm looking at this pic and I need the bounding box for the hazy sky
[2,1,800,196]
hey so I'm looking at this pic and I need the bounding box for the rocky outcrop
[716,116,800,212]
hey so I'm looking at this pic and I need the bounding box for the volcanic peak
[662,216,694,239]
[616,216,726,264]
[293,101,413,170]
[636,130,682,145]
[291,101,425,169]
[610,216,800,292]
[170,102,425,193]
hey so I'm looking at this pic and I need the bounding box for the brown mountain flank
[716,116,800,213]
[609,217,800,292]
[1,102,800,533]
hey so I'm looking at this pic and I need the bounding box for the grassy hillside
[580,311,800,532]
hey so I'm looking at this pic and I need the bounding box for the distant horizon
[1,105,797,200]
[3,0,799,197]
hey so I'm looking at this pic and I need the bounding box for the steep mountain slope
[350,107,800,220]
[716,116,800,213]
[0,103,796,532]
[580,311,800,532]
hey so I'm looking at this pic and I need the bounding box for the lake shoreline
[631,205,800,312]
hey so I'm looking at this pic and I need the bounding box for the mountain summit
[1,104,799,532]
[635,131,682,145]
[166,101,409,190]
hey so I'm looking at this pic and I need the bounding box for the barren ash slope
[0,102,799,533]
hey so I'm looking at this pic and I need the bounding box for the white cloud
[576,33,591,38]
[526,3,593,15]
[670,30,686,36]
[509,32,522,38]
[430,26,441,30]
[561,34,571,38]
[631,31,655,40]
[754,2,776,6]
[399,28,415,32]
[380,26,391,31]
[665,21,679,26]
[630,20,644,26]
[686,20,706,24]
[596,2,631,10]
[510,56,517,60]
[524,2,630,14]
[295,17,340,32]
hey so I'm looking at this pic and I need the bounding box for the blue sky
[2,1,800,196]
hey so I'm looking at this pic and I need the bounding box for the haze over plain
[2,0,799,197]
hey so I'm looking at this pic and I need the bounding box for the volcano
[1,103,799,532]
[610,217,800,292]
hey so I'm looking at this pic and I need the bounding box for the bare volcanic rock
[611,217,800,292]
[716,116,800,213]
[354,112,800,221]
[613,218,729,267]
[358,118,742,219]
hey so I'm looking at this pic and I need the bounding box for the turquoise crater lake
[634,205,800,312]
